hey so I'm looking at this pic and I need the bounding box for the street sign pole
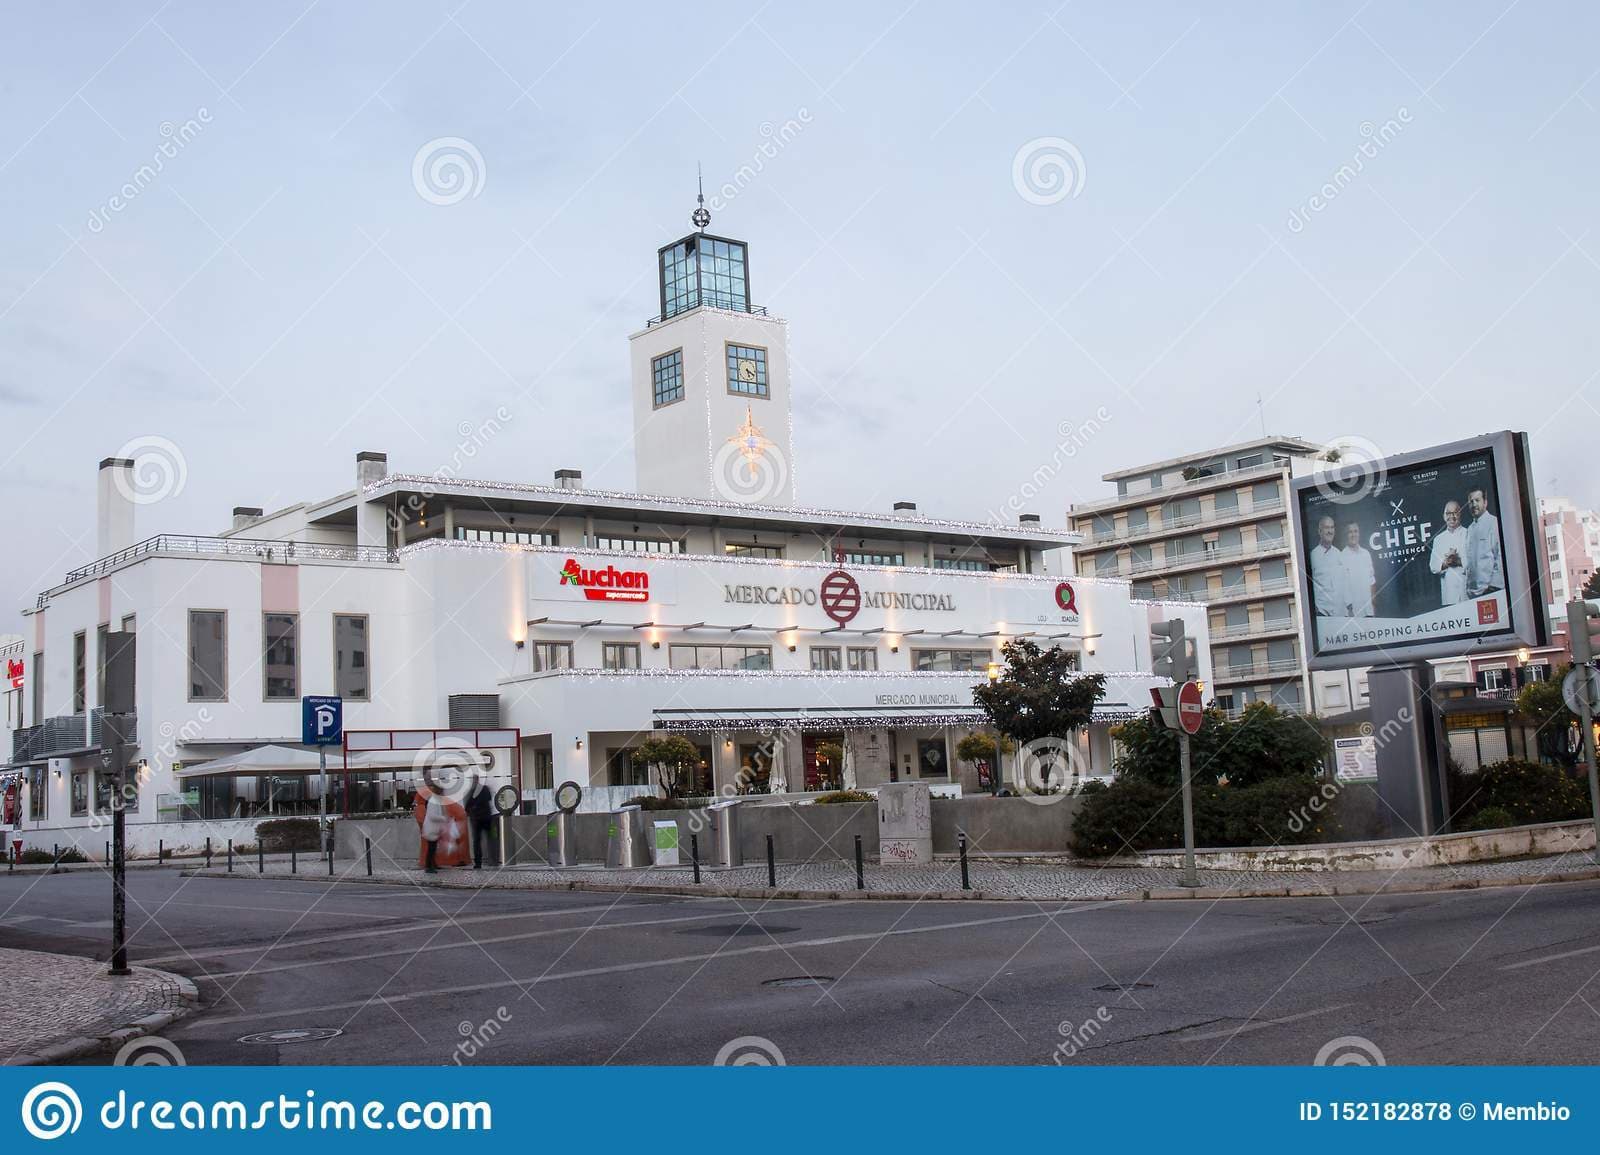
[105,715,129,975]
[319,745,329,857]
[1566,600,1600,866]
[304,696,343,858]
[1178,731,1198,888]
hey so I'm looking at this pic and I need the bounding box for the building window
[455,527,557,545]
[263,613,299,700]
[71,768,89,817]
[593,535,683,554]
[810,646,842,671]
[26,766,46,820]
[912,649,993,672]
[659,235,750,319]
[933,557,989,571]
[188,611,227,701]
[725,543,784,559]
[334,614,370,700]
[95,624,109,709]
[726,343,769,398]
[72,631,86,714]
[844,551,904,567]
[652,349,684,407]
[668,644,772,671]
[847,647,878,671]
[532,749,554,790]
[603,642,641,670]
[607,746,647,787]
[532,642,573,672]
[1522,662,1550,683]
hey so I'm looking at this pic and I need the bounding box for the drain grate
[1093,982,1155,993]
[237,1028,344,1045]
[762,975,836,990]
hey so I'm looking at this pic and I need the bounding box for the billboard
[1291,431,1544,669]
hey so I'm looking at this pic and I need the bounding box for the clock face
[737,358,758,383]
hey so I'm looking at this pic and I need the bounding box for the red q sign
[820,570,862,625]
[1054,582,1077,614]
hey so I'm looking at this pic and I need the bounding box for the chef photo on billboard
[1293,435,1538,666]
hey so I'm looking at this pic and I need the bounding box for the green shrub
[813,790,874,805]
[1449,758,1588,827]
[16,847,88,865]
[255,817,321,852]
[626,795,710,811]
[1462,806,1517,832]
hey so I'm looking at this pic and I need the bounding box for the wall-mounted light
[651,641,660,650]
[724,738,733,750]
[575,738,583,750]
[514,639,525,650]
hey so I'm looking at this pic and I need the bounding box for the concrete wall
[930,796,1084,855]
[19,816,273,860]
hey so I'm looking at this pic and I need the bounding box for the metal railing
[12,713,142,761]
[52,534,399,593]
[1214,658,1303,682]
[1079,499,1286,545]
[645,303,769,328]
[1126,537,1290,576]
[89,708,137,749]
[1210,618,1298,641]
[1191,578,1296,603]
[1069,460,1290,517]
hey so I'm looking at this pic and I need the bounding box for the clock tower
[629,187,794,506]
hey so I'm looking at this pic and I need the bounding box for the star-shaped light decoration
[726,405,774,480]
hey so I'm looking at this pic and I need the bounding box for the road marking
[1178,1003,1356,1042]
[184,901,1131,1028]
[1501,942,1600,970]
[138,895,830,965]
[194,900,854,979]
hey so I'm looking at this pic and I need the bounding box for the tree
[1516,665,1579,768]
[1583,572,1600,600]
[631,735,702,799]
[972,640,1106,792]
[1111,701,1325,789]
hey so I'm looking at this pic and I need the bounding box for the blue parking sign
[302,696,342,746]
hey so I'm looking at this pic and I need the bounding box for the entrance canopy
[176,744,436,778]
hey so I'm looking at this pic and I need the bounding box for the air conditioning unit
[448,693,501,729]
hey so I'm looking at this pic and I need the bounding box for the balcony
[1077,499,1286,548]
[1069,460,1290,518]
[1209,618,1299,642]
[1191,578,1296,604]
[1212,657,1303,684]
[1124,537,1290,577]
[8,712,138,762]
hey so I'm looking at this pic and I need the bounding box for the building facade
[1068,437,1328,716]
[1538,496,1600,618]
[3,211,1209,851]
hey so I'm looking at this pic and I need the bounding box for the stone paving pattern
[0,947,196,1064]
[192,847,1600,901]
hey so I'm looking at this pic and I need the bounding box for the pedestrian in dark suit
[465,779,495,870]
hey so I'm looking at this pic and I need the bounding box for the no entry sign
[1177,680,1204,735]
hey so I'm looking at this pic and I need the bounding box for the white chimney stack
[96,457,136,558]
[554,468,582,491]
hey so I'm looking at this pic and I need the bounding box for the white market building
[5,212,1209,853]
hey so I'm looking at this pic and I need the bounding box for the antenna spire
[692,163,711,231]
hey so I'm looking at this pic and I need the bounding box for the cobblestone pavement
[0,947,199,1065]
[187,846,1600,902]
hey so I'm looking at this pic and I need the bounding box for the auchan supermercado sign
[558,558,651,602]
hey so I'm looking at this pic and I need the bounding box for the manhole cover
[679,924,799,937]
[237,1028,344,1045]
[1093,982,1155,992]
[762,976,835,989]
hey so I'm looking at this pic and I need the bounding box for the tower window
[652,349,684,407]
[726,344,768,398]
[658,234,749,319]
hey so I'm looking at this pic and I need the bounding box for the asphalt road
[3,867,1600,1065]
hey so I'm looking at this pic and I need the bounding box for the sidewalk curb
[180,864,1600,903]
[3,973,200,1067]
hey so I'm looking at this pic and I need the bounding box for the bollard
[158,839,164,863]
[364,837,372,877]
[105,841,110,864]
[291,847,297,874]
[327,847,334,876]
[691,834,700,885]
[258,843,264,873]
[855,834,864,891]
[766,834,776,888]
[959,831,970,891]
[205,837,211,869]
[227,839,233,873]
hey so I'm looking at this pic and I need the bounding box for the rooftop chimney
[1019,513,1040,525]
[893,501,917,513]
[96,457,136,558]
[356,451,388,488]
[232,506,264,532]
[554,469,583,491]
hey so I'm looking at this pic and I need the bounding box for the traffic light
[1569,599,1600,664]
[1150,618,1197,684]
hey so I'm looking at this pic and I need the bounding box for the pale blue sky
[3,1,1597,634]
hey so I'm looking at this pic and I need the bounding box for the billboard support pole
[1578,683,1600,867]
[1368,662,1446,838]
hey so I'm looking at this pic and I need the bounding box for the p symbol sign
[302,696,343,746]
